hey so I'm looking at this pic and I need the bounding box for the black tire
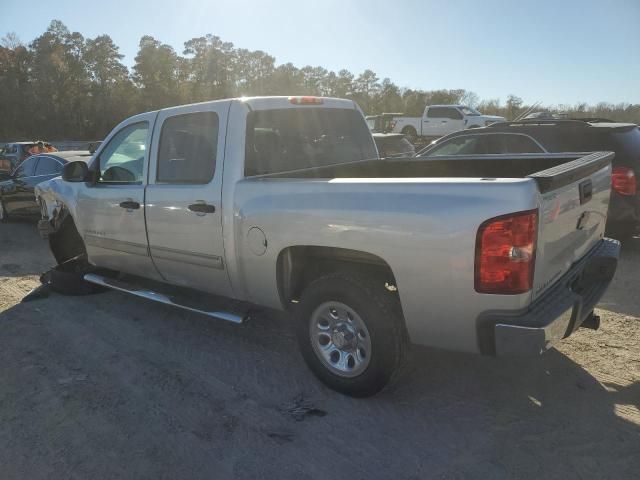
[295,271,407,397]
[401,127,418,143]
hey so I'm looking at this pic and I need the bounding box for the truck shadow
[0,292,637,479]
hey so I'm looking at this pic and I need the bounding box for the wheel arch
[276,245,399,310]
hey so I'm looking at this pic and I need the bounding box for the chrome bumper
[478,238,620,356]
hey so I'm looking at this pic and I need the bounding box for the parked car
[391,105,505,141]
[36,96,618,397]
[0,151,91,222]
[372,133,415,158]
[417,119,640,238]
[0,142,37,172]
[0,141,58,173]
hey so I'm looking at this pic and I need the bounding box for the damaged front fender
[35,177,80,238]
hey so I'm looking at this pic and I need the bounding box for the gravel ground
[0,220,639,479]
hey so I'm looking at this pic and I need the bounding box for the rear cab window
[245,108,377,176]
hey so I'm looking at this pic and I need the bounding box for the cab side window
[35,156,63,176]
[13,156,38,177]
[426,107,463,120]
[98,122,149,184]
[157,112,219,184]
[427,136,482,156]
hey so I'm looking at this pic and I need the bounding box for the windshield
[245,108,377,175]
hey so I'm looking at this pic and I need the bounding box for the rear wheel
[295,271,407,397]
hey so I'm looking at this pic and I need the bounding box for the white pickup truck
[392,105,505,140]
[36,96,619,397]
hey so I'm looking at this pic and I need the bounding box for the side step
[84,273,248,324]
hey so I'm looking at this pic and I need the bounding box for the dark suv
[417,119,640,237]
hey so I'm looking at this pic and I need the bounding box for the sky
[1,0,639,106]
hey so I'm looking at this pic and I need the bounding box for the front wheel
[295,271,407,397]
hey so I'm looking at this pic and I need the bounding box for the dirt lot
[0,220,639,480]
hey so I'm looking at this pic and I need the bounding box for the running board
[83,273,247,324]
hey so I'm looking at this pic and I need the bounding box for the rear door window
[34,156,63,176]
[13,156,38,177]
[245,108,376,176]
[157,112,219,183]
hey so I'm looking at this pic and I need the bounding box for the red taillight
[611,166,637,196]
[289,96,323,105]
[475,210,538,294]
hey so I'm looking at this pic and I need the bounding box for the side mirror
[62,161,90,182]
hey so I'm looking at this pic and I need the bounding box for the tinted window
[425,135,484,156]
[35,156,63,176]
[427,107,463,120]
[157,112,219,183]
[245,108,377,176]
[375,137,416,158]
[13,156,38,177]
[591,127,640,166]
[98,122,148,183]
[503,135,544,153]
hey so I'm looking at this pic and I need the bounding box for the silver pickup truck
[36,96,620,397]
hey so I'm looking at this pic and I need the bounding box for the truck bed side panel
[232,178,540,353]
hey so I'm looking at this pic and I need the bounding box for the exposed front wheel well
[276,246,399,309]
[48,212,87,264]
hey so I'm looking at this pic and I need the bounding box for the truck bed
[262,152,604,187]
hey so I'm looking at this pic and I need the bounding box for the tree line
[1,20,638,140]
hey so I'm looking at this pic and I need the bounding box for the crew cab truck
[36,96,619,397]
[392,105,505,141]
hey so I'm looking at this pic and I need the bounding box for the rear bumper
[477,238,620,356]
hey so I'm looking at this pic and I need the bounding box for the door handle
[119,201,140,210]
[441,120,448,123]
[188,203,216,214]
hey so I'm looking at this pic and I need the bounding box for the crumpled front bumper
[477,238,620,356]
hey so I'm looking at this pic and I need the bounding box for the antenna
[514,101,542,121]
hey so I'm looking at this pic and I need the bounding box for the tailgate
[530,152,614,301]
